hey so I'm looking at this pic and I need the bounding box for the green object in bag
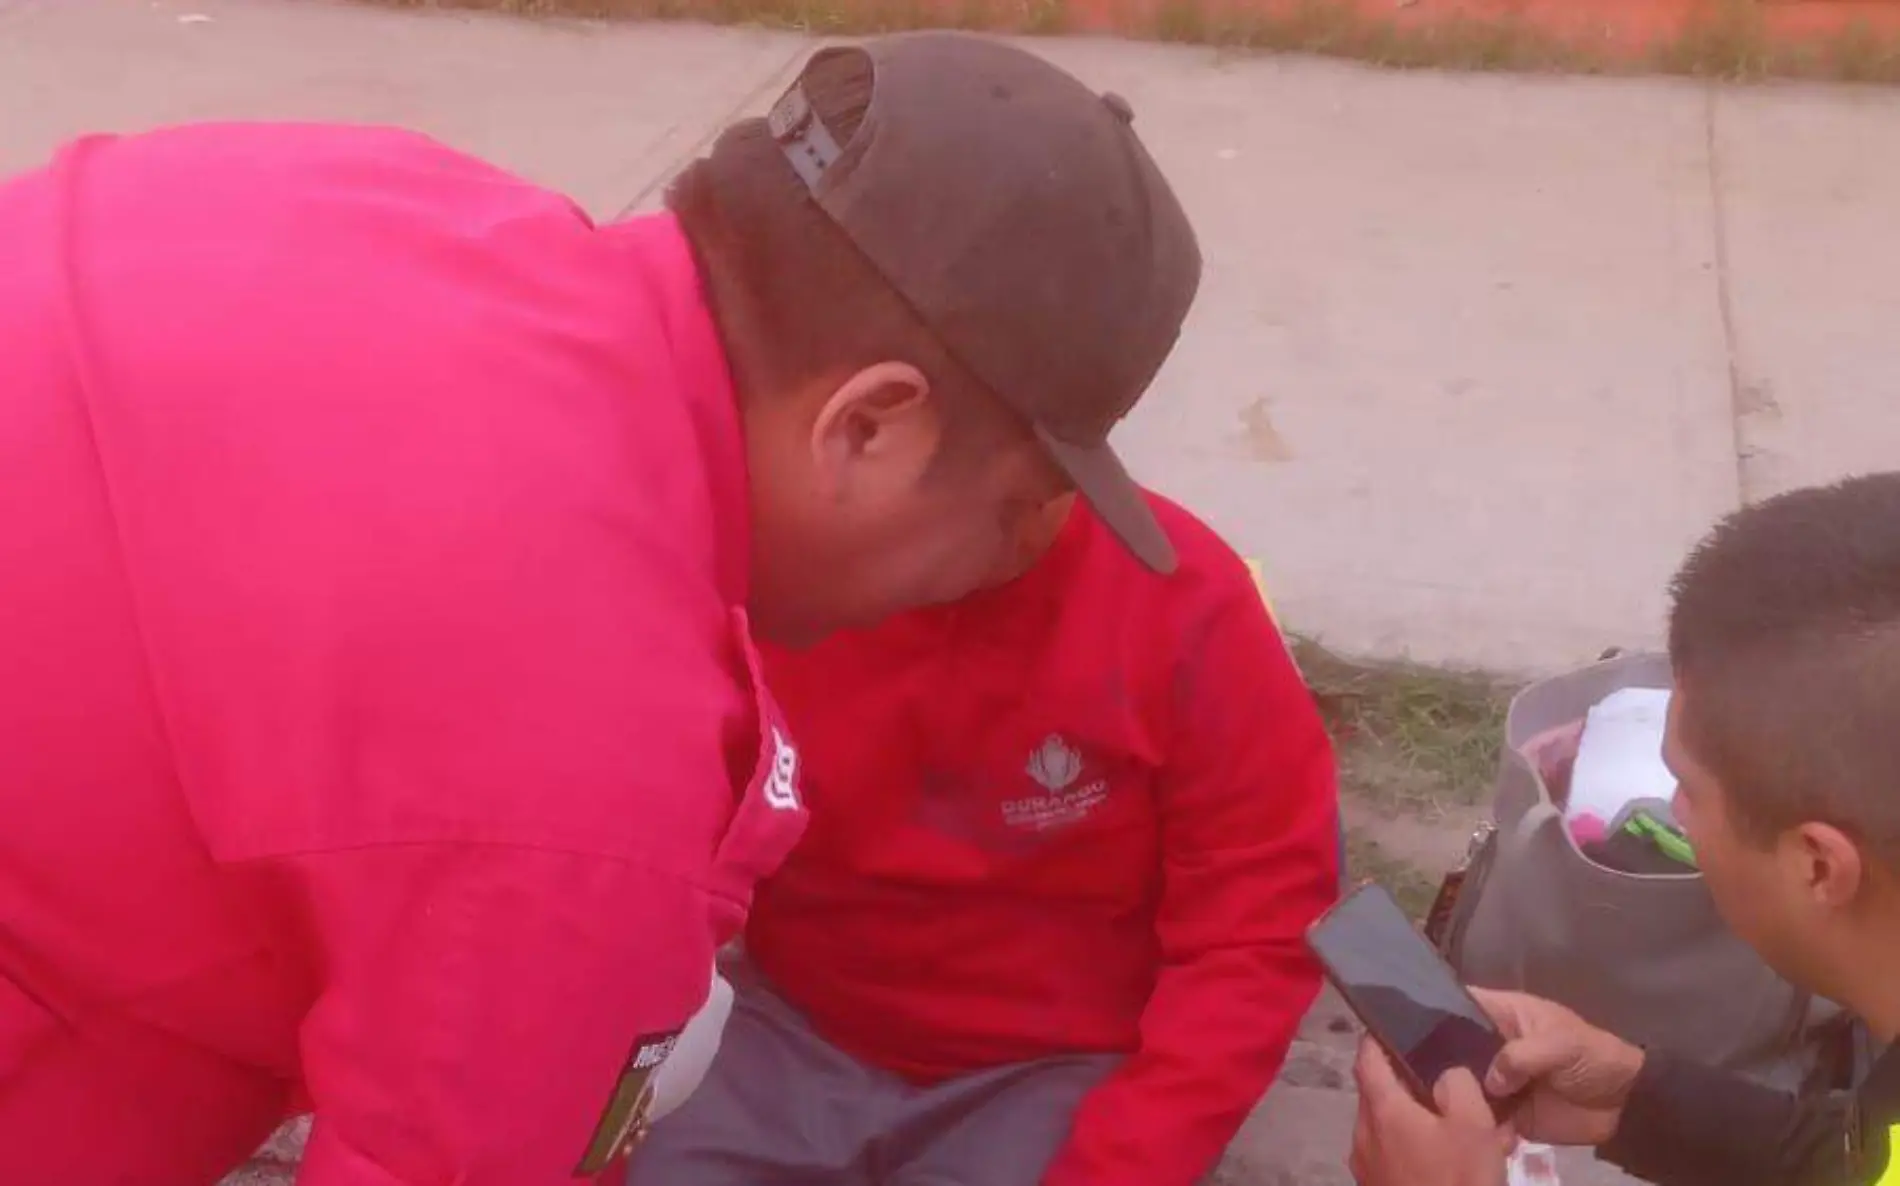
[1622,811,1698,869]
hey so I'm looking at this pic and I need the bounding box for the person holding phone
[1351,472,1900,1186]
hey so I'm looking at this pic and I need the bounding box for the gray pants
[624,961,1119,1186]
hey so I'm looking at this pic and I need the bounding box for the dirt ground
[1291,637,1511,917]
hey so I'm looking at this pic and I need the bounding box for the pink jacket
[0,124,805,1185]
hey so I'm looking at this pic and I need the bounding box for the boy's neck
[1837,909,1900,1044]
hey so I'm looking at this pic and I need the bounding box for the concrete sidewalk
[3,0,1897,676]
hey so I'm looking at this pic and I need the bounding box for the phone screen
[1307,884,1505,1100]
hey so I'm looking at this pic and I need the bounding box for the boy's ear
[1794,821,1865,908]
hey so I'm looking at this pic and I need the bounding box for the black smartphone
[1306,883,1513,1114]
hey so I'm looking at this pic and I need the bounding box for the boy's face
[1665,687,1868,1002]
[1665,694,1785,964]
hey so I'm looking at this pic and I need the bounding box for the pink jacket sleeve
[25,122,794,1184]
[269,844,716,1186]
[1040,575,1341,1186]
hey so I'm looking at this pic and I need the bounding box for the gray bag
[1440,651,1845,1091]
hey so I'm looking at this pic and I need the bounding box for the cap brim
[1035,425,1177,575]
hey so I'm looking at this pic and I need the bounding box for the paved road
[6,0,1899,672]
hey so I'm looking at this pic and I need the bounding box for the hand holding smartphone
[1307,884,1519,1117]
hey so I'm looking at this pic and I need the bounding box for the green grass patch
[1290,636,1513,916]
[1292,635,1511,820]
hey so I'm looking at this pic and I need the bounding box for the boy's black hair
[1669,472,1900,857]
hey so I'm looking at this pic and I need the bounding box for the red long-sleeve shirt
[750,493,1340,1186]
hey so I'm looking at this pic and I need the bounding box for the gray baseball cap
[766,32,1202,574]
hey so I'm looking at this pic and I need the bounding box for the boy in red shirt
[628,493,1341,1186]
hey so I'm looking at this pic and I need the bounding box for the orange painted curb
[857,0,1900,62]
[1092,0,1900,51]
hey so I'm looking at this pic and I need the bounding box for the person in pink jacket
[0,33,1199,1186]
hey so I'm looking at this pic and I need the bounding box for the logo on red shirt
[1025,734,1083,791]
[1003,734,1109,832]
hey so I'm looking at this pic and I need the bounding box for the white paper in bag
[1565,688,1675,841]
